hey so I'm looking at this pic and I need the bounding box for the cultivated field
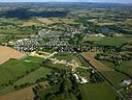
[81,52,112,71]
[81,52,129,89]
[0,81,48,100]
[0,46,26,64]
[0,86,33,100]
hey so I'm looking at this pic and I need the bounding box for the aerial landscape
[0,0,131,100]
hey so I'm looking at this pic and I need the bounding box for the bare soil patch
[0,46,26,64]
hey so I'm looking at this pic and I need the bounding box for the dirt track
[0,46,26,64]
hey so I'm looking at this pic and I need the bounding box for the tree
[39,68,82,100]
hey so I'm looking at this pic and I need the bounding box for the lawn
[80,82,117,100]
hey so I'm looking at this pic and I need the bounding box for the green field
[54,53,83,66]
[102,71,128,89]
[101,60,132,76]
[98,60,129,89]
[118,60,132,76]
[80,82,117,100]
[83,35,132,47]
[0,56,44,89]
[0,53,86,95]
[14,67,52,86]
[76,67,90,77]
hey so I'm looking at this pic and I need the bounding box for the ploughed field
[0,46,26,64]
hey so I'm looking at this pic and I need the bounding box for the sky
[0,0,131,4]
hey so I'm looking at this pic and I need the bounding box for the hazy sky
[0,0,132,3]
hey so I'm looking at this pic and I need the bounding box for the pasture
[118,60,132,76]
[0,56,44,90]
[83,35,132,47]
[80,82,117,100]
[82,52,129,89]
[99,61,130,89]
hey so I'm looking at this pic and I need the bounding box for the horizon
[0,0,132,4]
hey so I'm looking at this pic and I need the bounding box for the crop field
[22,20,39,27]
[0,2,131,100]
[81,52,129,89]
[101,60,132,76]
[80,82,117,100]
[54,53,83,65]
[118,60,132,76]
[83,35,132,47]
[36,18,76,25]
[0,46,26,64]
[101,61,131,88]
[14,67,52,87]
[0,86,33,100]
[0,53,85,95]
[41,81,117,100]
[81,52,112,71]
[102,71,128,89]
[0,56,44,90]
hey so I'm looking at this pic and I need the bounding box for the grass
[0,27,33,35]
[54,53,82,66]
[102,71,128,89]
[76,67,90,77]
[118,60,132,76]
[78,54,91,67]
[54,53,76,60]
[100,61,129,89]
[84,35,132,47]
[80,82,117,100]
[14,67,52,86]
[0,56,44,88]
[100,61,114,68]
[81,51,129,89]
[101,60,132,76]
[0,56,53,95]
[96,37,128,47]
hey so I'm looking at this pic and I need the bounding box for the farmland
[0,46,26,64]
[80,82,117,100]
[0,55,48,93]
[0,2,131,100]
[83,35,132,47]
[81,52,129,89]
